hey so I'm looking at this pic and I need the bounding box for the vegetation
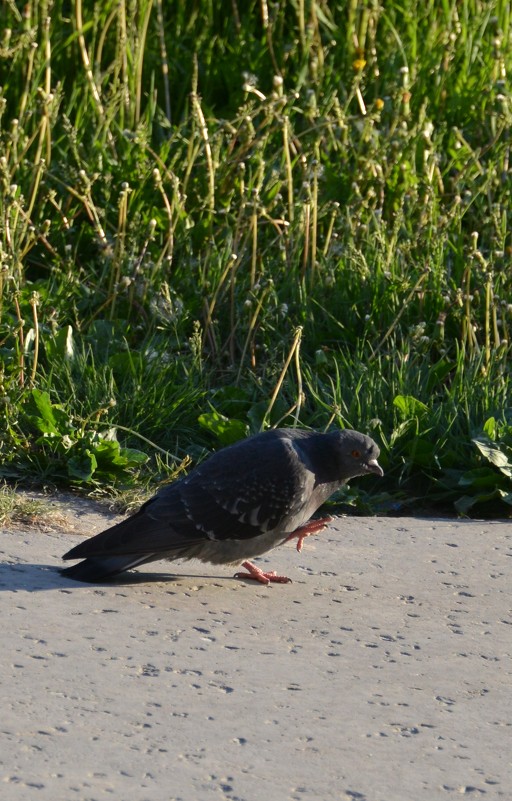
[0,482,68,528]
[1,0,512,515]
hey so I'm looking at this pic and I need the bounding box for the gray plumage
[61,427,383,584]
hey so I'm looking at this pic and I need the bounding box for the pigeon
[61,427,383,585]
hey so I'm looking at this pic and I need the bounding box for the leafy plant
[452,418,512,515]
[18,389,149,486]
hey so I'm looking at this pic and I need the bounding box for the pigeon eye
[351,449,361,458]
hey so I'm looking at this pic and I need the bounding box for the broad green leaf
[483,417,496,440]
[120,448,149,466]
[92,441,147,472]
[198,411,249,445]
[472,437,512,478]
[25,389,72,436]
[458,467,506,489]
[68,449,97,482]
[28,389,57,425]
[393,394,429,420]
[93,440,122,466]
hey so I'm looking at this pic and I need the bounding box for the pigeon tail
[60,554,153,583]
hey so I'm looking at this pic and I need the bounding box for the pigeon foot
[285,516,333,553]
[234,561,292,584]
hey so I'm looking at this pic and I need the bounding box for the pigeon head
[314,428,383,483]
[330,429,383,479]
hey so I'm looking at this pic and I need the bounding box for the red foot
[234,561,292,585]
[285,516,333,553]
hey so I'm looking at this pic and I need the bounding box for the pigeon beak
[367,459,384,477]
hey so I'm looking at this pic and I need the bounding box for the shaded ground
[1,496,511,800]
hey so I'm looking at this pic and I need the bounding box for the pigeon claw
[234,561,292,585]
[285,516,333,553]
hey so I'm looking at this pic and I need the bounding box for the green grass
[1,0,512,515]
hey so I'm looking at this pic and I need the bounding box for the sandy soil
[1,497,511,801]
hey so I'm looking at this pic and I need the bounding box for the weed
[1,1,511,514]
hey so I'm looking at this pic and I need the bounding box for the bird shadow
[0,562,237,592]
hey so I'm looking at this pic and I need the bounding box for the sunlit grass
[1,1,511,513]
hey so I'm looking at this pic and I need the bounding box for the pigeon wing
[63,433,313,560]
[154,432,313,544]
